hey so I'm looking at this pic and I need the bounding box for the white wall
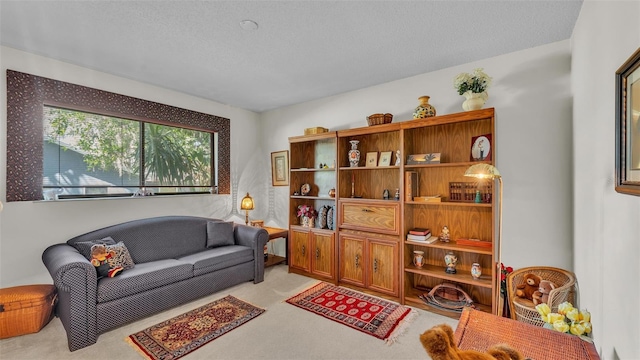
[572,1,640,359]
[0,46,267,287]
[262,40,574,272]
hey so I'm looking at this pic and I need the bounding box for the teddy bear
[420,323,525,360]
[532,280,556,305]
[90,244,123,278]
[515,273,541,301]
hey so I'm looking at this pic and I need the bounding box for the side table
[263,227,288,268]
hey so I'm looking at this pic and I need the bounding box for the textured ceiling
[0,1,583,113]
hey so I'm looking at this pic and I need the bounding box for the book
[407,233,431,241]
[408,235,438,244]
[405,171,418,201]
[409,228,430,236]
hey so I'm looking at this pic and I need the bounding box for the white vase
[462,91,488,111]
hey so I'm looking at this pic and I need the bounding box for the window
[43,106,215,198]
[6,70,230,202]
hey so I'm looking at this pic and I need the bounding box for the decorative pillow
[105,242,135,270]
[207,221,235,248]
[73,237,117,259]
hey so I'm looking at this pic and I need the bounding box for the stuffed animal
[420,323,524,360]
[515,273,541,300]
[532,280,557,305]
[90,244,123,278]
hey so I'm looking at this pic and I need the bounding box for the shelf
[403,287,491,317]
[404,264,493,288]
[291,168,336,172]
[290,224,336,233]
[406,201,491,207]
[290,196,336,200]
[405,239,493,255]
[339,166,400,171]
[339,198,400,204]
[404,161,491,169]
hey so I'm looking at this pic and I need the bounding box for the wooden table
[454,308,599,360]
[263,227,288,267]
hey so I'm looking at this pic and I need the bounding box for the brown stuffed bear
[515,273,541,300]
[90,244,123,278]
[532,280,556,305]
[420,323,524,360]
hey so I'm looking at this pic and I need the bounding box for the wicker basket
[366,113,393,126]
[506,266,577,327]
[0,285,57,339]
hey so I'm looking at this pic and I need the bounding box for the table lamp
[464,163,502,315]
[240,192,254,225]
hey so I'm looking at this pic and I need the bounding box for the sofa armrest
[42,244,98,351]
[234,225,268,283]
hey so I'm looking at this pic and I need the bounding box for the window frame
[6,69,230,202]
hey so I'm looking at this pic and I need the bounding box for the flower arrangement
[536,301,592,340]
[500,263,513,296]
[453,68,492,95]
[297,205,317,219]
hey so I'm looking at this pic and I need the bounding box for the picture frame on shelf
[366,152,378,167]
[470,134,492,161]
[615,47,640,196]
[379,151,392,166]
[271,150,289,186]
[406,153,441,165]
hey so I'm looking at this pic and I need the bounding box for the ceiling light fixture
[239,19,258,31]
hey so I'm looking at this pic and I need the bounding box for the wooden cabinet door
[338,235,365,287]
[311,231,335,280]
[367,239,398,296]
[290,228,310,272]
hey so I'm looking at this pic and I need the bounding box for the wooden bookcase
[400,108,496,316]
[287,109,497,316]
[288,132,338,281]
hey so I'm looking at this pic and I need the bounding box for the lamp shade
[464,163,501,180]
[240,193,254,210]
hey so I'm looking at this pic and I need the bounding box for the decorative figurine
[383,189,390,200]
[444,251,458,274]
[395,150,401,166]
[440,225,450,242]
[394,188,400,200]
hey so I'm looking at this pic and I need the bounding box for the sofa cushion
[177,246,254,276]
[206,221,235,248]
[73,236,117,259]
[106,242,135,270]
[96,259,193,303]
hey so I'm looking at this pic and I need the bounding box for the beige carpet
[0,265,458,360]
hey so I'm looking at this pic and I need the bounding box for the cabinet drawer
[339,201,400,235]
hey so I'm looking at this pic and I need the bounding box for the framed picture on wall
[271,150,289,186]
[470,134,492,161]
[615,47,640,196]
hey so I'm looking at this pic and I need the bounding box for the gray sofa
[42,216,268,351]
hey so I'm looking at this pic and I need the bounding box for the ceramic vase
[462,91,488,111]
[328,188,336,198]
[471,263,482,279]
[413,96,437,119]
[348,140,360,167]
[413,250,425,268]
[301,216,315,228]
[444,251,458,274]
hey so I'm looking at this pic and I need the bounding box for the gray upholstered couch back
[66,216,214,263]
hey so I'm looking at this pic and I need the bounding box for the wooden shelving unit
[287,109,497,316]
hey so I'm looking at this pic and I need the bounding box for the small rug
[126,295,265,360]
[285,282,415,343]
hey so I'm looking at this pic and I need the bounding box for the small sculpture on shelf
[395,150,401,166]
[439,225,450,243]
[383,189,390,200]
[444,252,458,274]
[394,188,400,200]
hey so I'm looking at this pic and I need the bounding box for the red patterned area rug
[126,295,265,360]
[286,282,416,344]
